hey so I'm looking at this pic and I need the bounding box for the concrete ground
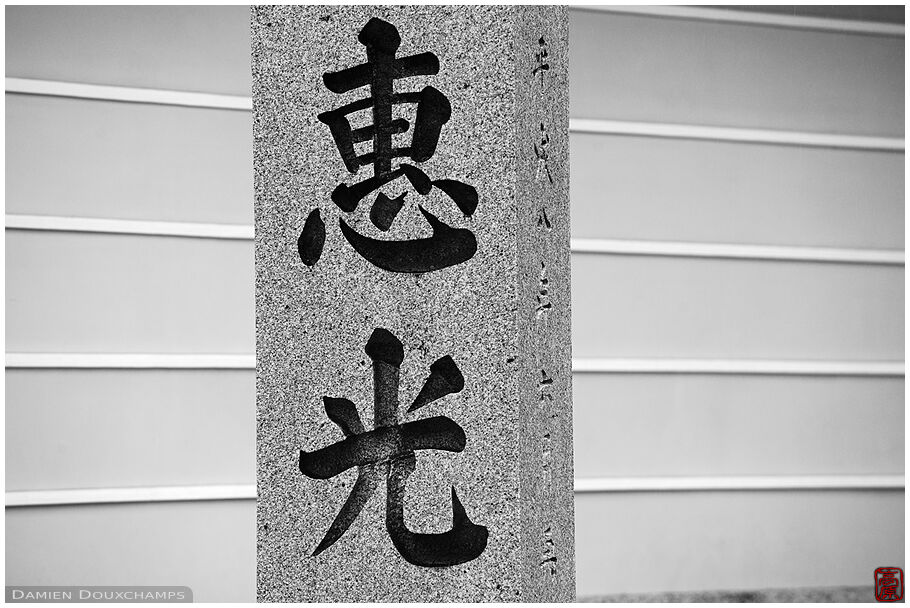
[580,585,891,603]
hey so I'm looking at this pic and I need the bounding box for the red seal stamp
[875,567,904,602]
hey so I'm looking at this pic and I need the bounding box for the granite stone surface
[253,6,572,601]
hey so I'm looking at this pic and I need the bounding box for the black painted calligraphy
[540,526,557,575]
[533,123,553,184]
[299,328,488,567]
[298,17,479,273]
[532,36,550,88]
[536,262,551,325]
[536,207,552,231]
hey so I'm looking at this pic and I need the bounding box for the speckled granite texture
[253,6,572,602]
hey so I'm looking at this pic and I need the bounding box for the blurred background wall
[5,5,904,602]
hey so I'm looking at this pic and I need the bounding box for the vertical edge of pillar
[514,5,575,602]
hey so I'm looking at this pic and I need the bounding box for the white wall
[5,5,904,601]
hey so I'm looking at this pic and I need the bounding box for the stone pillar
[253,6,572,602]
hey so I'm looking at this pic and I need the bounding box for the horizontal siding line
[5,77,251,111]
[5,485,257,507]
[570,118,904,152]
[571,238,904,266]
[573,359,905,377]
[573,474,906,493]
[7,215,902,267]
[6,354,904,377]
[5,353,255,369]
[6,79,901,153]
[7,475,904,506]
[569,5,906,37]
[6,214,252,240]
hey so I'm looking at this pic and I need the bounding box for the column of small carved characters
[530,29,559,582]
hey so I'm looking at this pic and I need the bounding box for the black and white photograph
[3,2,906,603]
